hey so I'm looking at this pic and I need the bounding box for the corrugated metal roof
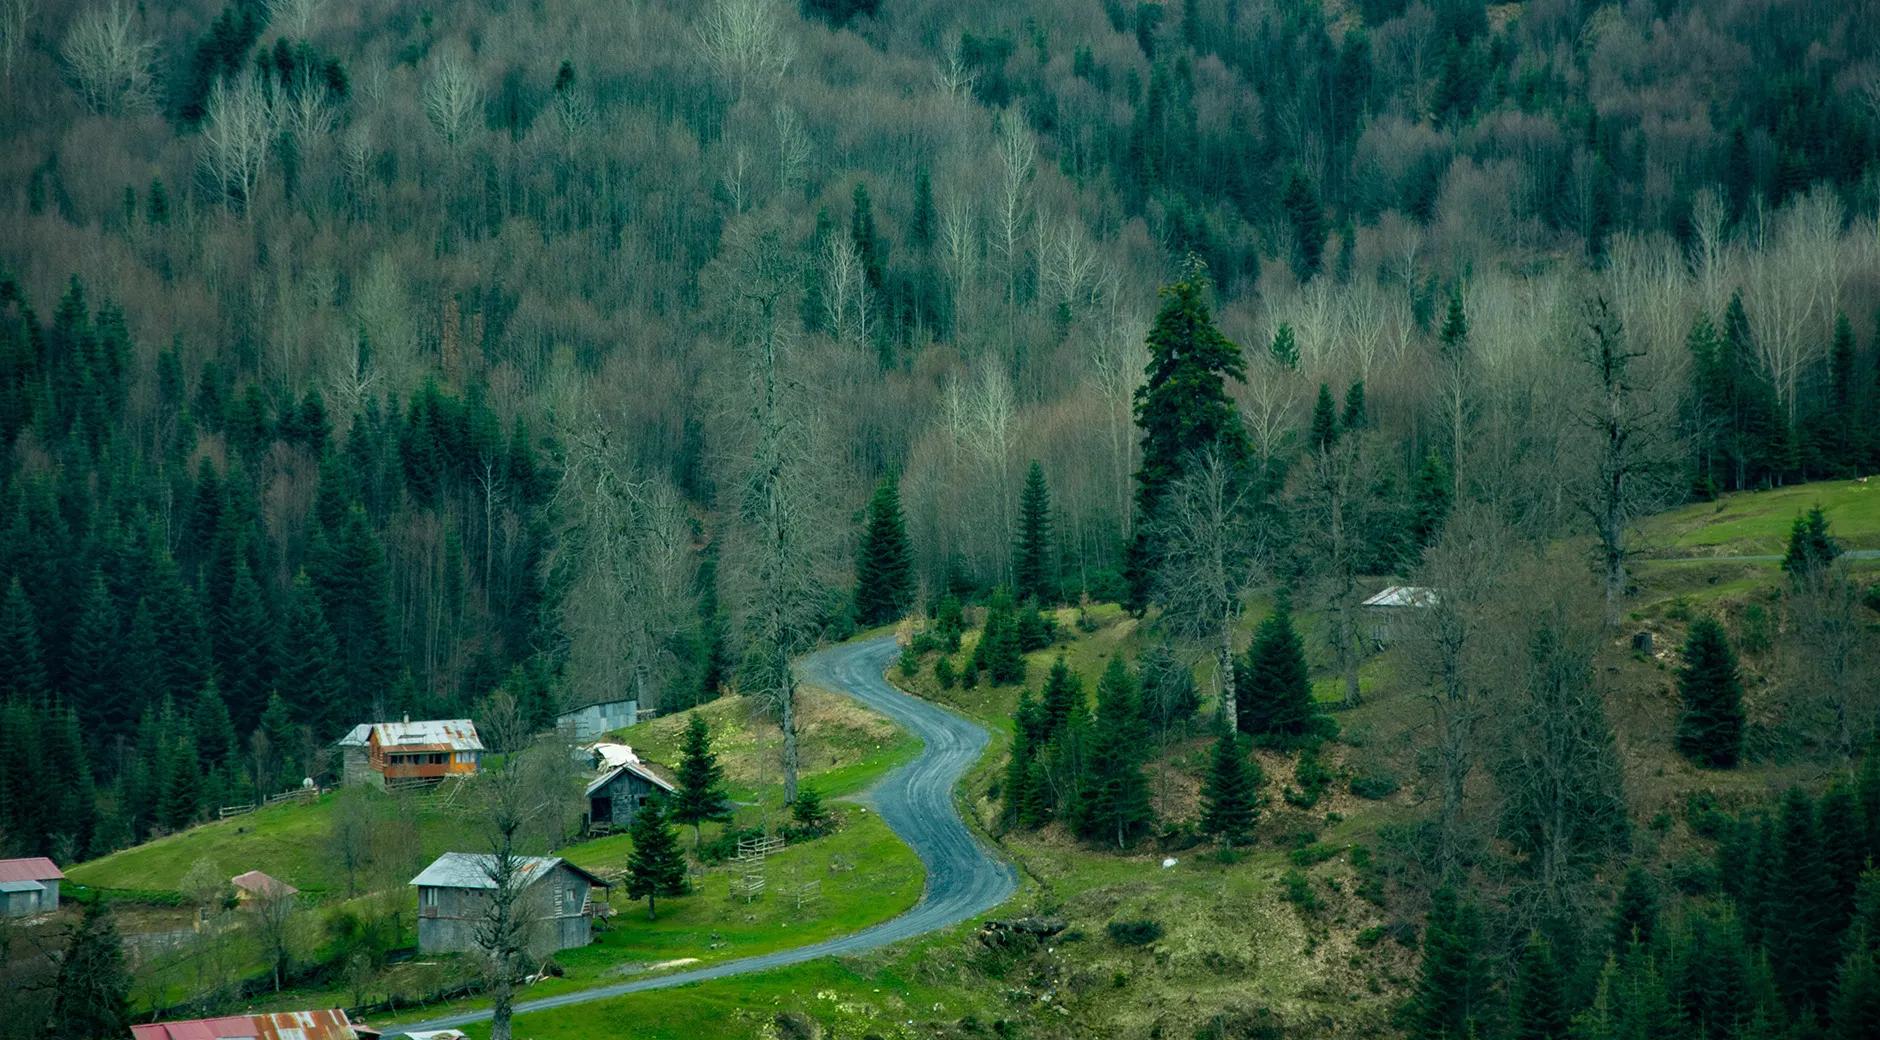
[410,852,609,890]
[0,857,63,883]
[1361,586,1439,608]
[130,1009,360,1040]
[584,759,678,798]
[0,879,45,893]
[335,719,484,751]
[230,870,298,898]
[584,742,642,769]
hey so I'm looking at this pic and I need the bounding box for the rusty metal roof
[130,1008,362,1040]
[0,857,63,883]
[335,719,484,752]
[230,870,299,898]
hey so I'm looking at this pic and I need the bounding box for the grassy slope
[1635,476,1880,555]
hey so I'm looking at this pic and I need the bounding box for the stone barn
[411,852,607,956]
[586,758,677,829]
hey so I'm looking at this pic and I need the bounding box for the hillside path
[390,635,1017,1032]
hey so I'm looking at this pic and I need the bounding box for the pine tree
[1611,865,1659,954]
[1004,690,1048,827]
[1782,505,1841,586]
[1269,322,1300,368]
[1039,655,1084,739]
[1309,382,1339,452]
[625,797,687,920]
[854,474,914,626]
[1675,617,1744,768]
[1236,601,1318,739]
[1511,933,1570,1040]
[1199,727,1261,847]
[1402,886,1490,1040]
[1410,452,1451,552]
[311,503,397,708]
[46,901,130,1040]
[215,557,275,732]
[971,588,1026,686]
[1127,264,1249,610]
[191,679,237,771]
[1828,312,1858,472]
[1282,167,1328,282]
[277,572,345,738]
[672,714,731,847]
[1075,657,1153,848]
[68,569,123,732]
[1342,380,1367,431]
[0,577,46,702]
[258,692,301,796]
[1769,786,1838,1016]
[1013,461,1056,604]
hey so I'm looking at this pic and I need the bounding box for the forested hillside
[2,0,1879,927]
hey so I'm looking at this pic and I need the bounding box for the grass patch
[1636,478,1880,556]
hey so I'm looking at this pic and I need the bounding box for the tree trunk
[1217,619,1237,729]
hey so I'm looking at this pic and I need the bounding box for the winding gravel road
[391,635,1016,1033]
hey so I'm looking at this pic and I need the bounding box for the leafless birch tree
[1151,449,1267,725]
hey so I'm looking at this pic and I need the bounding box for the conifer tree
[672,714,731,847]
[625,797,687,920]
[1770,786,1839,1016]
[47,901,130,1040]
[971,588,1026,685]
[1402,886,1490,1040]
[312,503,397,707]
[1782,505,1841,585]
[1075,656,1153,848]
[1341,379,1367,431]
[277,572,344,737]
[68,569,122,731]
[1309,382,1339,452]
[1611,865,1659,954]
[215,557,275,732]
[692,546,730,704]
[1013,461,1056,604]
[854,474,914,626]
[1199,727,1260,847]
[1236,600,1317,739]
[1409,452,1451,552]
[1127,264,1249,610]
[191,679,237,772]
[1282,167,1327,282]
[1675,617,1744,768]
[1004,689,1045,827]
[0,576,46,702]
[1511,933,1570,1040]
[1039,655,1084,739]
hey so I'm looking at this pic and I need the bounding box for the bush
[698,825,767,864]
[1683,790,1730,839]
[898,647,921,677]
[1283,748,1332,808]
[1737,603,1771,656]
[1356,925,1387,948]
[1016,601,1056,651]
[1280,869,1321,914]
[1288,843,1339,867]
[1349,769,1401,801]
[934,655,956,689]
[1667,856,1721,896]
[788,785,834,838]
[1106,918,1164,946]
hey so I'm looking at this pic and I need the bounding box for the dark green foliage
[672,714,732,844]
[1783,505,1841,585]
[1039,656,1084,738]
[1309,382,1339,452]
[1075,656,1154,848]
[1612,866,1659,955]
[625,797,688,919]
[1015,599,1056,652]
[1013,462,1056,604]
[1199,728,1261,847]
[1409,452,1451,552]
[46,901,130,1040]
[1510,933,1569,1040]
[1341,380,1367,431]
[933,594,965,652]
[1137,640,1200,732]
[1401,886,1490,1040]
[1282,167,1327,282]
[1236,601,1319,740]
[1106,918,1164,946]
[854,475,914,626]
[1676,618,1744,768]
[803,0,881,29]
[1003,689,1050,828]
[0,577,46,702]
[1127,268,1248,610]
[789,784,832,836]
[1768,787,1840,1016]
[277,572,344,738]
[971,588,1027,685]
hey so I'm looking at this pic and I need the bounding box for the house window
[421,888,438,908]
[565,886,581,914]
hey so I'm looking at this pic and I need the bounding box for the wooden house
[585,757,677,829]
[410,852,607,956]
[1360,585,1438,646]
[335,718,483,788]
[555,698,639,742]
[0,857,62,918]
[130,1009,370,1040]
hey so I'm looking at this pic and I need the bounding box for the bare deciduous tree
[0,0,34,82]
[1787,565,1875,764]
[198,71,279,215]
[1295,433,1374,706]
[423,49,484,158]
[1151,449,1267,725]
[61,2,153,114]
[695,0,793,104]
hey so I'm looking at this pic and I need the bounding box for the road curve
[391,635,1017,1032]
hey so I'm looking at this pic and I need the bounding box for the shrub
[934,655,956,689]
[1356,925,1387,948]
[898,647,921,677]
[1280,869,1320,914]
[698,825,766,864]
[1289,843,1339,867]
[1106,918,1164,946]
[1353,767,1398,797]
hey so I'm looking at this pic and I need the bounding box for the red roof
[129,1010,363,1040]
[0,857,63,883]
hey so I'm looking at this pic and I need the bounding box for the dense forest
[2,1,1880,1033]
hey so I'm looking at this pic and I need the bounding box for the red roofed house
[230,869,299,905]
[0,857,63,918]
[128,1009,374,1040]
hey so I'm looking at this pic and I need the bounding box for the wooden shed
[0,858,62,918]
[335,718,483,788]
[410,852,607,956]
[585,758,677,829]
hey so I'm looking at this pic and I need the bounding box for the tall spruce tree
[1039,655,1084,739]
[1126,264,1248,610]
[1402,886,1491,1040]
[625,797,687,920]
[672,714,732,847]
[1004,689,1049,827]
[46,901,130,1040]
[1510,933,1570,1040]
[972,588,1027,686]
[854,474,914,626]
[278,571,345,737]
[1236,601,1317,739]
[1782,505,1841,585]
[1676,617,1744,768]
[1612,865,1659,954]
[1075,657,1153,848]
[1013,461,1056,604]
[1309,382,1339,452]
[1199,727,1260,847]
[1769,787,1839,1016]
[68,569,123,731]
[0,577,46,702]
